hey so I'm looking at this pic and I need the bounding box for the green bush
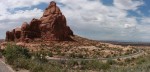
[89,60,110,70]
[13,58,30,70]
[32,51,48,63]
[67,60,79,69]
[81,60,110,70]
[30,63,45,72]
[136,57,146,64]
[3,44,63,72]
[69,52,76,58]
[124,58,131,63]
[30,61,62,72]
[69,53,87,58]
[107,59,116,65]
[3,44,31,65]
[47,52,53,57]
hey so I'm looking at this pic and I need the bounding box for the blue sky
[0,0,150,42]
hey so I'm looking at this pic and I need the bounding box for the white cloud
[124,23,136,29]
[56,0,140,37]
[141,17,150,24]
[0,8,43,31]
[0,8,42,21]
[114,0,144,10]
[0,0,51,9]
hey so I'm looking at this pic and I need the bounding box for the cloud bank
[0,0,149,42]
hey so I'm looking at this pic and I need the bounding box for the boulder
[14,28,21,39]
[21,22,30,31]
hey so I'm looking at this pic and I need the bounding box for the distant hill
[100,40,150,46]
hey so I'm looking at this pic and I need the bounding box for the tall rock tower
[5,1,74,42]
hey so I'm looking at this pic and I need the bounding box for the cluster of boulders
[5,1,74,42]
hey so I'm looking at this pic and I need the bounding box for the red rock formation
[5,31,15,41]
[14,28,21,40]
[21,22,30,31]
[5,1,74,42]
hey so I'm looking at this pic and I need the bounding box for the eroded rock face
[5,1,74,42]
[6,31,15,41]
[14,28,21,40]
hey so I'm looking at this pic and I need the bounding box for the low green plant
[136,57,146,64]
[13,58,31,70]
[80,60,110,70]
[47,52,53,57]
[32,51,48,63]
[3,44,31,65]
[107,59,116,65]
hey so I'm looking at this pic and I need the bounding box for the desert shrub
[30,61,62,72]
[32,51,48,63]
[76,53,84,58]
[124,58,131,63]
[81,60,110,70]
[13,58,31,70]
[47,51,53,57]
[30,63,45,72]
[80,60,89,65]
[67,60,79,69]
[116,61,126,66]
[80,60,90,70]
[107,59,116,65]
[136,57,146,64]
[60,52,65,56]
[3,44,64,72]
[69,52,76,58]
[3,44,31,65]
[69,53,87,59]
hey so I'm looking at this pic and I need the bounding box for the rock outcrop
[5,1,74,42]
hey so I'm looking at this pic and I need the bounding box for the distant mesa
[5,1,74,42]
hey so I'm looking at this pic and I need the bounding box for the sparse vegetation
[107,59,116,65]
[3,44,31,65]
[80,60,110,70]
[2,44,112,72]
[1,36,150,72]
